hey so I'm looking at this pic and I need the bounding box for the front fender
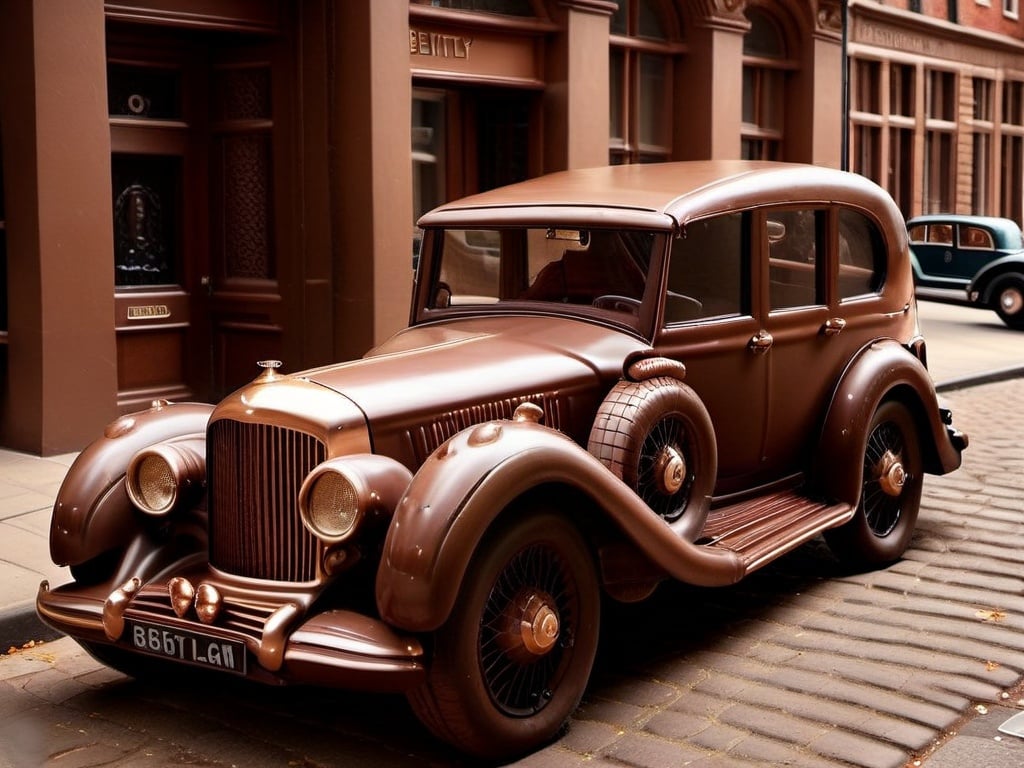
[50,401,214,567]
[376,417,743,634]
[814,339,966,507]
[968,259,1024,302]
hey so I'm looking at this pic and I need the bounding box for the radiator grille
[208,420,325,581]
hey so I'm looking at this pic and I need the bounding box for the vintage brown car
[38,161,967,761]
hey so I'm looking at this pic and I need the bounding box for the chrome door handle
[823,317,847,336]
[749,329,773,353]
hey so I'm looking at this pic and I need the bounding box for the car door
[909,221,955,282]
[652,212,768,496]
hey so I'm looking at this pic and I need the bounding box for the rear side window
[959,226,994,249]
[837,209,886,300]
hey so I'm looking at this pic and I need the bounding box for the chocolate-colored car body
[38,161,967,760]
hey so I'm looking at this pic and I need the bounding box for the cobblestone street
[0,378,1021,768]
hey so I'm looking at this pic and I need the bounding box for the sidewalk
[0,449,76,648]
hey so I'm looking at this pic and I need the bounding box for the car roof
[418,161,905,236]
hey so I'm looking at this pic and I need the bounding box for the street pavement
[0,298,1022,766]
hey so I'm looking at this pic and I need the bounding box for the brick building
[0,0,1018,454]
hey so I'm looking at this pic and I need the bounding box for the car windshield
[420,226,660,327]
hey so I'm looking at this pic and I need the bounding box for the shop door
[109,40,282,411]
[413,87,535,255]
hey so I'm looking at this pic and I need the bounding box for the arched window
[742,6,792,160]
[609,0,684,164]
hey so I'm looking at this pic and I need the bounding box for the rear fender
[814,340,965,507]
[50,401,214,567]
[376,412,743,633]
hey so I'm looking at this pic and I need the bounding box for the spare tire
[588,376,717,541]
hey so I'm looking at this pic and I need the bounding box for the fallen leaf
[986,661,1001,672]
[976,609,1007,623]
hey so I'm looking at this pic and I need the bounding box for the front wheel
[408,512,600,761]
[992,276,1024,329]
[824,400,923,569]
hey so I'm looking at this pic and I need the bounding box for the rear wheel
[408,512,600,761]
[825,400,923,568]
[992,276,1024,329]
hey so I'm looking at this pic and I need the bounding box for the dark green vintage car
[908,214,1024,329]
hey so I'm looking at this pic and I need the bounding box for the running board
[698,490,854,576]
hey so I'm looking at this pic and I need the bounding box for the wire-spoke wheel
[588,377,716,541]
[408,512,599,761]
[825,400,923,568]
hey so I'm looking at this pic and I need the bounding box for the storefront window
[410,0,535,16]
[1001,81,1024,223]
[609,0,683,164]
[741,7,790,160]
[413,91,447,265]
[923,70,956,214]
[0,141,6,338]
[973,78,994,215]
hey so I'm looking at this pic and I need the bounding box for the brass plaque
[127,304,171,319]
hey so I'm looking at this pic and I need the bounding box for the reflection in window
[112,154,179,288]
[666,214,745,323]
[610,0,682,164]
[838,209,885,299]
[429,227,653,315]
[107,63,182,119]
[768,209,821,309]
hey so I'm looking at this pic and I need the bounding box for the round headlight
[303,471,361,542]
[129,453,178,514]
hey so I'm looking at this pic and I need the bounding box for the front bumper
[36,569,425,692]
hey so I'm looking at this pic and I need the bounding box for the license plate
[124,619,247,675]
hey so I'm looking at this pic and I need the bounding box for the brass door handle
[749,329,773,353]
[823,317,847,336]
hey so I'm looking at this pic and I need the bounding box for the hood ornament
[255,359,283,383]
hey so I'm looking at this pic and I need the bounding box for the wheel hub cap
[519,593,560,656]
[877,450,906,497]
[654,445,686,495]
[1000,286,1024,315]
[499,590,561,660]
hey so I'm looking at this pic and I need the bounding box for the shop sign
[127,304,171,320]
[409,25,542,87]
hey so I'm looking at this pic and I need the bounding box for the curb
[0,600,61,651]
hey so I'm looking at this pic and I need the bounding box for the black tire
[824,400,923,568]
[588,377,716,541]
[992,276,1024,330]
[407,512,600,761]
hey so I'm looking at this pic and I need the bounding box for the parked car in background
[907,213,1024,329]
[38,161,967,761]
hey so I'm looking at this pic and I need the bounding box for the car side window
[837,209,886,300]
[959,226,993,250]
[768,209,823,310]
[665,213,745,323]
[908,224,927,243]
[927,224,953,245]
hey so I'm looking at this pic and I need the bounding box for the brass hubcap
[654,445,686,495]
[877,450,906,497]
[519,593,560,656]
[500,590,561,659]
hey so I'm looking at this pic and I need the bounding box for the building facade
[2,0,1015,455]
[848,0,1024,221]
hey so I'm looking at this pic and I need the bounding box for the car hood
[304,315,645,427]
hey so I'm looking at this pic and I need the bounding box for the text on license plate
[125,620,247,674]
